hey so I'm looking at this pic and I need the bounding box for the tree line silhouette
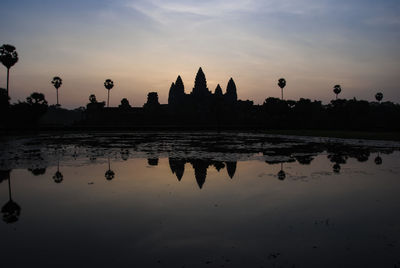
[1,44,399,131]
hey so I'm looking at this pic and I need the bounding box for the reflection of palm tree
[374,153,382,165]
[121,149,129,161]
[51,76,63,106]
[295,155,314,165]
[277,78,286,100]
[333,85,342,100]
[104,79,114,107]
[0,44,19,98]
[1,171,21,224]
[28,168,46,176]
[328,154,347,164]
[147,158,159,166]
[105,157,115,181]
[375,92,383,103]
[328,153,345,174]
[277,163,286,180]
[53,159,63,183]
[355,151,370,162]
[333,163,341,173]
[0,170,11,184]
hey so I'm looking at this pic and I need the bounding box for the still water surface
[1,132,400,267]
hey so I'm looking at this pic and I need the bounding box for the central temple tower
[191,67,211,98]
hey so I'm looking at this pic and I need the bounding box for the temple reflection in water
[166,158,236,188]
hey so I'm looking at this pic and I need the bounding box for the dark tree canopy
[0,44,18,69]
[104,79,114,90]
[27,92,48,105]
[278,78,286,89]
[89,94,97,103]
[333,85,342,96]
[119,98,131,109]
[375,92,383,102]
[51,76,62,89]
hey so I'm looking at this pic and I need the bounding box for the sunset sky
[1,0,399,108]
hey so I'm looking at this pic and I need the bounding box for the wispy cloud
[126,0,255,17]
[124,0,329,24]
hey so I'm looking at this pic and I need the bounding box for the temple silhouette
[79,67,252,127]
[168,67,238,108]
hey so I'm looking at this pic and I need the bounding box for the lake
[1,132,400,267]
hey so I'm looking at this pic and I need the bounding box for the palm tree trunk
[281,88,283,100]
[56,89,59,105]
[6,68,10,98]
[107,90,110,107]
[336,94,338,100]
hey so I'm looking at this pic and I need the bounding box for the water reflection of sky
[1,133,400,267]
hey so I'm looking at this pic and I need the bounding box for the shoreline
[1,127,399,141]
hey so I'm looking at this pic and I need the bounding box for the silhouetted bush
[7,92,48,127]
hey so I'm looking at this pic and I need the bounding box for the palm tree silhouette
[1,172,21,224]
[277,78,286,100]
[333,85,342,100]
[51,76,63,106]
[375,92,383,103]
[105,157,115,181]
[104,79,114,107]
[0,44,19,98]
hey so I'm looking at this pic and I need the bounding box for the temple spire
[192,67,209,98]
[226,161,237,179]
[214,84,223,97]
[168,82,175,105]
[175,75,185,95]
[225,77,237,103]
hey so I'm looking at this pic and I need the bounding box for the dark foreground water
[1,132,400,268]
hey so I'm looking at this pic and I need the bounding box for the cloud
[124,0,330,24]
[125,0,256,20]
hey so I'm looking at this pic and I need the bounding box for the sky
[1,0,399,108]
